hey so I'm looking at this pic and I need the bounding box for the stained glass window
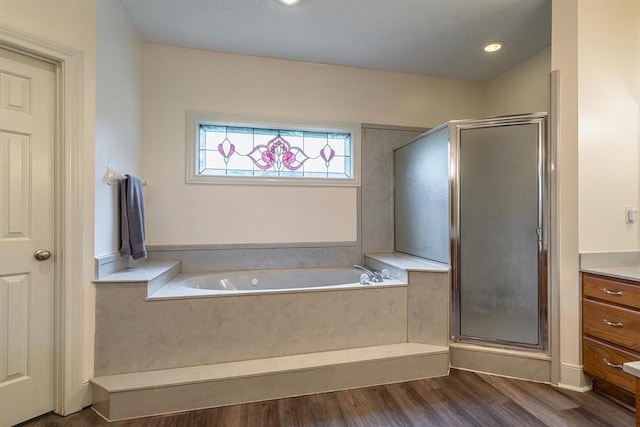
[187,113,360,186]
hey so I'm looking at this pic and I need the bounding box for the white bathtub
[150,267,406,299]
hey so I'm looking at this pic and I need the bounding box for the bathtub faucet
[353,264,383,282]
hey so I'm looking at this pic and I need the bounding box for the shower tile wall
[147,246,363,272]
[361,126,426,255]
[147,125,425,271]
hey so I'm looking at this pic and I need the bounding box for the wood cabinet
[583,272,640,408]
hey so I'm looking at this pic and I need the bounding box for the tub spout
[353,264,383,282]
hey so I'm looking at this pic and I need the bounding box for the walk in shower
[395,113,548,350]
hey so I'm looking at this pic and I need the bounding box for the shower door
[451,114,547,349]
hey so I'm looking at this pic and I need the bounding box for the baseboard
[81,381,93,408]
[558,362,592,392]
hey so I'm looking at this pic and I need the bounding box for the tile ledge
[93,260,181,284]
[366,252,450,272]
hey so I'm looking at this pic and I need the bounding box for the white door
[0,48,55,426]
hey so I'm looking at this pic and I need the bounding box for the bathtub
[149,267,406,299]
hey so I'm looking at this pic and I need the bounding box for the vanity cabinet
[583,272,640,407]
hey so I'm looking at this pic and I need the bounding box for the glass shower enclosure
[394,113,548,350]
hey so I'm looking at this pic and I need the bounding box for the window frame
[186,111,361,187]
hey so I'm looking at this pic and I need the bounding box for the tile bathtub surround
[366,252,451,348]
[94,283,408,376]
[407,270,450,347]
[146,245,362,272]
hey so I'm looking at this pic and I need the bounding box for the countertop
[623,361,640,378]
[581,265,640,282]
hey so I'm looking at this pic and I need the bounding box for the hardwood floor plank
[367,385,415,426]
[491,401,548,427]
[557,406,620,427]
[277,397,306,427]
[405,382,479,426]
[432,375,508,426]
[307,391,346,427]
[449,369,511,404]
[334,386,417,427]
[277,392,345,427]
[245,400,281,427]
[449,371,550,426]
[383,382,448,426]
[178,404,247,427]
[333,388,381,427]
[555,387,635,427]
[503,376,580,412]
[477,373,574,426]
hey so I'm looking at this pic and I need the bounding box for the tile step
[91,342,449,421]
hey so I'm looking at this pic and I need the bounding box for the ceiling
[118,0,551,82]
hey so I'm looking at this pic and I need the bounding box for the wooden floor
[20,369,635,427]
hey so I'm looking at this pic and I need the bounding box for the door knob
[34,249,52,261]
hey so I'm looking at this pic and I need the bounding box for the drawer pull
[603,358,623,369]
[603,288,624,296]
[602,319,624,328]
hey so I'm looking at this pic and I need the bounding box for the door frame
[449,113,549,352]
[0,25,85,415]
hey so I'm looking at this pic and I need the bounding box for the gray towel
[119,175,147,260]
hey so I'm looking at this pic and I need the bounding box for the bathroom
[2,0,640,425]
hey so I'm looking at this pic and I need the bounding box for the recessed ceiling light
[278,0,300,5]
[483,42,504,53]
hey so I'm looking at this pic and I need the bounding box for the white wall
[95,0,143,255]
[578,0,640,252]
[142,44,485,246]
[484,47,551,117]
[0,0,97,385]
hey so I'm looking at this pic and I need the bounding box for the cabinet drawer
[583,336,639,394]
[583,298,640,352]
[583,273,640,309]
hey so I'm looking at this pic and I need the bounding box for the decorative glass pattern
[197,125,353,180]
